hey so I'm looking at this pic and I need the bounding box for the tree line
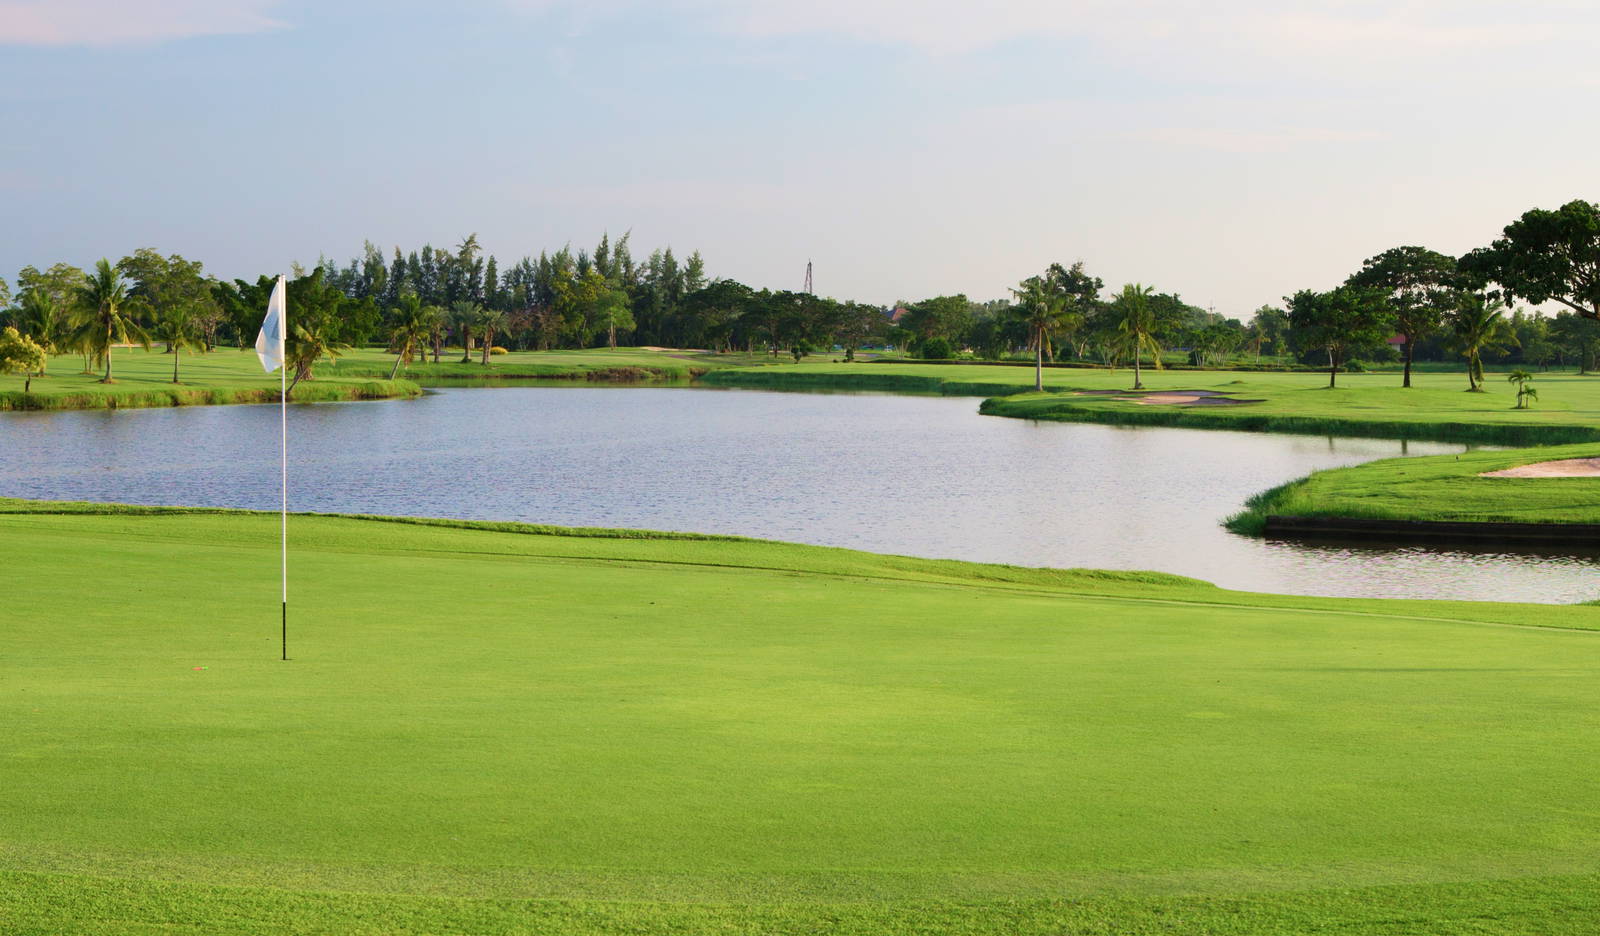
[987,199,1600,391]
[1266,199,1600,389]
[4,199,1600,390]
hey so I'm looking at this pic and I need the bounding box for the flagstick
[280,276,288,662]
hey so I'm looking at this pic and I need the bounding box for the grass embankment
[1226,443,1600,534]
[0,349,418,411]
[5,500,1600,934]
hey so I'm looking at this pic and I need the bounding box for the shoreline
[0,378,421,412]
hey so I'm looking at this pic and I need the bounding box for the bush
[490,346,508,355]
[920,336,954,360]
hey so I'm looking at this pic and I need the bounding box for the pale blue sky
[2,1,1596,313]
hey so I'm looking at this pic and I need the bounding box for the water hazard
[2,386,1596,603]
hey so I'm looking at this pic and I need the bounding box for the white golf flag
[255,275,286,373]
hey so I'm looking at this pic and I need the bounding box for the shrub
[921,336,954,360]
[490,346,508,355]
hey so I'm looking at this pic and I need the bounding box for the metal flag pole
[280,274,288,661]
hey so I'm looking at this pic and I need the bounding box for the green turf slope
[4,501,1600,934]
[1227,442,1600,532]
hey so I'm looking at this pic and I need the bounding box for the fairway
[4,501,1600,933]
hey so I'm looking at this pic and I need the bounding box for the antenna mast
[803,260,813,295]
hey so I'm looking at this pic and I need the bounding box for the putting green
[3,501,1600,933]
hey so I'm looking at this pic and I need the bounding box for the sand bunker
[1068,389,1257,406]
[1482,458,1600,478]
[1129,390,1251,406]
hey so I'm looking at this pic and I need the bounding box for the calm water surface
[3,387,1596,603]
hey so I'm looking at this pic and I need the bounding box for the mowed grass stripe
[4,508,1600,933]
[7,869,1600,935]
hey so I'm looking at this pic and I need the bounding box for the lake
[3,386,1596,603]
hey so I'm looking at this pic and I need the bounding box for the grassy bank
[1226,443,1600,534]
[707,361,1600,445]
[0,347,791,410]
[4,500,1600,933]
[0,348,419,411]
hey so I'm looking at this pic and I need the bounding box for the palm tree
[1451,296,1517,391]
[450,301,483,363]
[1507,369,1538,409]
[14,290,60,377]
[1010,275,1071,391]
[478,307,508,365]
[1112,283,1161,390]
[387,295,435,379]
[428,306,446,363]
[70,259,149,382]
[286,318,351,392]
[150,307,205,383]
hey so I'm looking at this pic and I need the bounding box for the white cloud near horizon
[0,0,283,46]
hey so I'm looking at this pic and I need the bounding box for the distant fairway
[4,501,1600,933]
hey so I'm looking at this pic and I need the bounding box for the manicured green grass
[0,348,418,411]
[4,500,1600,933]
[1226,443,1600,533]
[0,347,798,410]
[327,346,801,383]
[705,361,1600,444]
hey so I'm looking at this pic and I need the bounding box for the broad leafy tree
[898,295,971,356]
[591,284,633,349]
[1345,246,1458,387]
[1551,311,1600,373]
[1286,286,1393,388]
[118,248,221,349]
[1459,199,1600,321]
[1247,306,1289,360]
[0,326,47,393]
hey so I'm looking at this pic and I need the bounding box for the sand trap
[1482,458,1600,478]
[1129,390,1251,406]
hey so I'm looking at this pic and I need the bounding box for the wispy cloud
[0,0,284,46]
